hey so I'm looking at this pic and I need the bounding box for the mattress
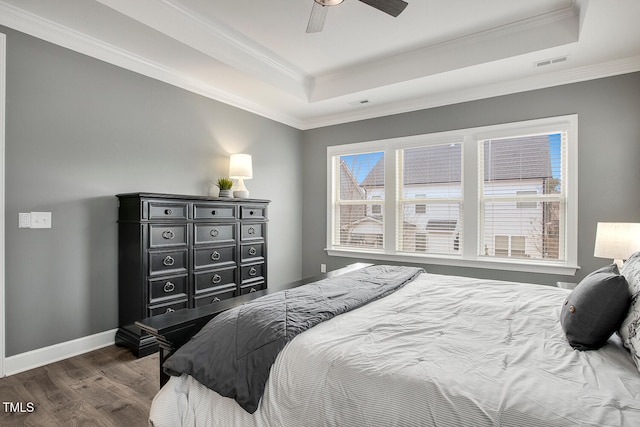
[149,273,640,427]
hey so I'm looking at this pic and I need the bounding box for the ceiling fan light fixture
[314,0,344,6]
[307,0,405,34]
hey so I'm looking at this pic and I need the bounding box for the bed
[146,260,640,427]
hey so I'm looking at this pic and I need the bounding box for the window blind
[397,143,463,255]
[479,132,566,261]
[332,152,385,250]
[326,115,577,274]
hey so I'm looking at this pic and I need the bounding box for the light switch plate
[19,213,31,228]
[30,212,52,229]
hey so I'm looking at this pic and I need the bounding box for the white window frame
[326,115,579,275]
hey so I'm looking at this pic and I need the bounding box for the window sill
[326,248,580,276]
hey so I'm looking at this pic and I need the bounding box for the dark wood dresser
[115,192,270,356]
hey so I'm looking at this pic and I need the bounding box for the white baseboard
[3,328,117,376]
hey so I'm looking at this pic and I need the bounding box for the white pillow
[619,251,640,371]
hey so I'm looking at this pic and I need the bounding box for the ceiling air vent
[535,56,568,68]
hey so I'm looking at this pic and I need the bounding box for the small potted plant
[216,178,234,198]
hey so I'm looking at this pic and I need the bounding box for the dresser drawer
[194,245,235,269]
[194,204,237,220]
[194,267,236,294]
[241,242,264,262]
[194,224,235,244]
[149,299,188,316]
[240,281,266,295]
[240,206,266,219]
[149,224,187,248]
[241,263,264,283]
[148,202,188,220]
[149,249,187,275]
[241,223,264,241]
[118,194,270,356]
[148,275,187,303]
[193,285,236,308]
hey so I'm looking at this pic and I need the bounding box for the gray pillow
[560,264,630,350]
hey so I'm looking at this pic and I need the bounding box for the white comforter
[149,273,640,427]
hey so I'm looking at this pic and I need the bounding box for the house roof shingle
[360,135,552,187]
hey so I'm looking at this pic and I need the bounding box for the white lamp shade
[594,222,640,260]
[229,154,253,179]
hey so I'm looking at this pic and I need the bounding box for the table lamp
[594,222,640,268]
[229,153,253,198]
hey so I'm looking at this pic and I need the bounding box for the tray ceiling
[1,0,639,129]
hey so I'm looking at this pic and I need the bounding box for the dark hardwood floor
[0,345,159,426]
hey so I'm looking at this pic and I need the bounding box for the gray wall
[3,27,303,356]
[4,23,640,358]
[302,72,640,285]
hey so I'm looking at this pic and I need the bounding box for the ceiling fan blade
[306,2,328,33]
[358,0,408,17]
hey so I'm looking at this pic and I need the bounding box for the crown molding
[0,1,304,128]
[310,6,580,102]
[160,0,310,88]
[300,56,640,130]
[96,0,312,99]
[1,0,638,132]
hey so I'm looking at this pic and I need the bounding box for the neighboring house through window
[415,194,426,214]
[371,195,382,215]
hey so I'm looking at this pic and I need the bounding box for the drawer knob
[211,251,221,261]
[248,246,257,256]
[248,227,256,235]
[166,307,175,314]
[163,281,175,293]
[162,230,175,240]
[210,228,219,237]
[212,297,221,303]
[249,287,257,293]
[249,267,257,276]
[165,209,173,215]
[212,274,222,284]
[163,256,175,266]
[249,210,255,216]
[212,210,217,216]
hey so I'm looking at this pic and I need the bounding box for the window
[330,152,385,250]
[495,235,509,257]
[327,115,578,274]
[398,144,462,255]
[415,233,427,252]
[494,235,526,258]
[415,194,426,214]
[480,132,566,262]
[516,191,538,209]
[511,236,526,258]
[371,196,382,215]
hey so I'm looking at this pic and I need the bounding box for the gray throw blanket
[163,264,424,413]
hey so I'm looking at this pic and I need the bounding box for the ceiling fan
[306,0,408,33]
